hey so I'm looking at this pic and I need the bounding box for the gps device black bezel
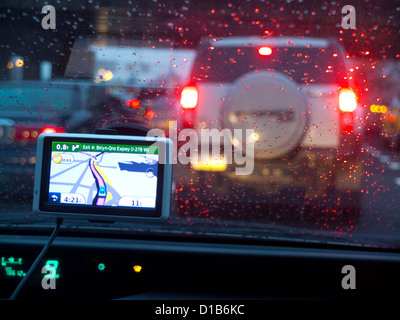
[33,133,172,223]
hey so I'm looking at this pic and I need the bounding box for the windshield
[1,0,400,250]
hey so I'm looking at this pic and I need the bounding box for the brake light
[40,126,65,134]
[126,99,140,108]
[144,110,155,119]
[180,86,198,109]
[14,125,65,141]
[41,127,56,134]
[339,88,357,112]
[258,47,273,56]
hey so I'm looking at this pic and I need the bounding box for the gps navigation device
[33,133,173,222]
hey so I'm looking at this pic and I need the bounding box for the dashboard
[1,232,399,300]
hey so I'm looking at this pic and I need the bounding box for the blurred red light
[131,99,140,108]
[42,127,57,134]
[40,126,65,134]
[145,110,155,119]
[126,99,140,108]
[180,86,198,109]
[258,47,272,56]
[339,88,357,112]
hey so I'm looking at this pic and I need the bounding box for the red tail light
[339,88,357,112]
[258,47,273,56]
[41,126,65,134]
[126,99,140,108]
[180,86,198,109]
[338,89,357,133]
[14,125,65,141]
[144,109,155,119]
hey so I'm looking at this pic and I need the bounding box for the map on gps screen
[48,142,159,209]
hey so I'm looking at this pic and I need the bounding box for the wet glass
[0,0,399,249]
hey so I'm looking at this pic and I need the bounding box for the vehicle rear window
[191,46,347,85]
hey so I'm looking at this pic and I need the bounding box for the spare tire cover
[221,70,308,159]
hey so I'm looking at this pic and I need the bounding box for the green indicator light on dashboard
[97,263,106,271]
[43,260,60,279]
[1,256,26,277]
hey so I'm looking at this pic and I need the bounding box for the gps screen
[48,141,159,209]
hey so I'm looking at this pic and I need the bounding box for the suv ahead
[180,36,362,157]
[176,36,364,221]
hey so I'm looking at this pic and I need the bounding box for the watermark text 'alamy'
[147,121,255,175]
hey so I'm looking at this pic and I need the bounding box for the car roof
[203,36,332,48]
